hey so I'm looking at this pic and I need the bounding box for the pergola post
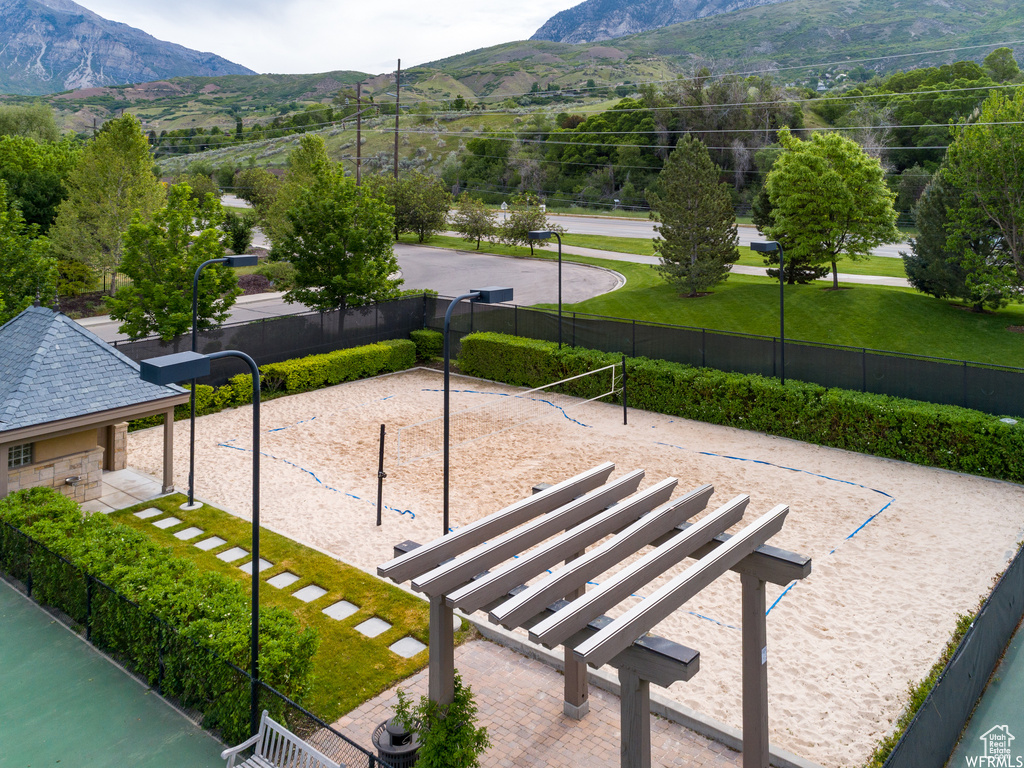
[741,571,769,768]
[618,667,651,768]
[563,548,589,718]
[428,595,455,705]
[161,408,175,494]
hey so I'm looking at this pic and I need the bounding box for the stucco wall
[34,430,99,463]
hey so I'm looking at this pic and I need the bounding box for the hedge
[458,332,1024,484]
[0,487,319,742]
[131,338,416,430]
[410,329,443,360]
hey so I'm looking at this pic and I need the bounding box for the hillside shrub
[410,329,443,360]
[0,487,319,742]
[458,333,1024,483]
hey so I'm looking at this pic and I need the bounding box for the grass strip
[112,494,465,721]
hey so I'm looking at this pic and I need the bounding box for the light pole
[443,287,513,536]
[186,255,258,510]
[750,241,785,385]
[527,230,563,349]
[140,349,263,737]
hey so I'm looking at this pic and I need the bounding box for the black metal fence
[424,297,1024,418]
[0,520,392,767]
[883,543,1024,768]
[112,295,430,386]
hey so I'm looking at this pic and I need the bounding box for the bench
[221,710,342,768]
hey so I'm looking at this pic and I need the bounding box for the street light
[186,255,259,510]
[527,230,563,349]
[443,287,513,536]
[140,348,263,737]
[750,241,786,385]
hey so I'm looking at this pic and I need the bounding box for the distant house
[0,306,189,502]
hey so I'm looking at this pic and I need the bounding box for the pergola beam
[446,477,678,613]
[574,506,789,668]
[378,462,615,583]
[529,495,750,649]
[412,470,645,597]
[488,484,714,630]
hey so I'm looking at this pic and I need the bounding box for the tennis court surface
[0,579,223,767]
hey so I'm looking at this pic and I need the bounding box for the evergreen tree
[648,135,739,297]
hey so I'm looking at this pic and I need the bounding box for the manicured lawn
[413,234,1024,366]
[113,495,464,722]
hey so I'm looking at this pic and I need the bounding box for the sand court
[128,367,1024,767]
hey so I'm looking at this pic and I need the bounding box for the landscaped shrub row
[0,487,319,741]
[458,332,1024,484]
[410,329,443,360]
[130,338,416,430]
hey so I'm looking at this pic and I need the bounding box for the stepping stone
[291,585,327,603]
[267,572,300,589]
[216,547,249,563]
[174,526,204,540]
[389,637,427,658]
[194,536,226,551]
[153,517,182,529]
[322,601,358,621]
[355,617,391,638]
[239,558,273,575]
[134,508,162,519]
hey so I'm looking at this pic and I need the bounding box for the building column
[162,409,174,494]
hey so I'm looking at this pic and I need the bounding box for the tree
[983,47,1021,83]
[451,193,496,249]
[106,184,239,340]
[0,181,57,324]
[0,135,81,232]
[49,114,165,290]
[234,167,281,216]
[269,167,401,312]
[364,172,452,243]
[264,135,332,243]
[944,89,1024,284]
[175,171,221,202]
[498,193,564,254]
[902,168,1013,311]
[0,103,59,142]
[648,135,739,297]
[765,127,899,289]
[221,209,257,254]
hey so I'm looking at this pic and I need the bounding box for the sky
[81,0,581,76]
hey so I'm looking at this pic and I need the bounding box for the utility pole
[356,82,362,186]
[394,59,400,179]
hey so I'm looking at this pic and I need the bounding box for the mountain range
[532,0,791,44]
[0,0,254,96]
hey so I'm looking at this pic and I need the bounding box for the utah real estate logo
[965,725,1023,767]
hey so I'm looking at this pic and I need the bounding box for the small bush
[255,261,297,290]
[411,329,443,360]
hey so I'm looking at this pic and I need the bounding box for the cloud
[81,0,580,75]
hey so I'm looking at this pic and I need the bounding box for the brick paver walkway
[334,640,742,767]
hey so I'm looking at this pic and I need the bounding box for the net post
[376,424,386,527]
[621,355,628,426]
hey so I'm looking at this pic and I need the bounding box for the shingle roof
[0,306,186,433]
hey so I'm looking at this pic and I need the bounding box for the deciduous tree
[49,114,165,290]
[0,135,81,232]
[363,172,452,243]
[106,184,238,340]
[765,127,899,289]
[264,135,332,243]
[648,135,739,297]
[269,167,401,312]
[498,192,563,254]
[0,181,57,324]
[450,193,496,249]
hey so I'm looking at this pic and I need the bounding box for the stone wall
[6,446,104,502]
[109,423,127,471]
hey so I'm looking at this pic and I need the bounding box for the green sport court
[0,578,223,767]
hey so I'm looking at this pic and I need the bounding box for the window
[7,443,32,469]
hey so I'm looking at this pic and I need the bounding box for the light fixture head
[750,241,780,253]
[140,351,211,385]
[528,230,553,240]
[471,286,514,304]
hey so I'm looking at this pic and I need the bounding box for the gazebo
[0,306,189,503]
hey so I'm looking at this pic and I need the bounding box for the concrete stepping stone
[355,617,391,638]
[174,526,204,540]
[389,637,427,658]
[194,536,226,551]
[267,572,300,589]
[216,546,249,563]
[153,517,182,529]
[291,585,327,603]
[322,601,358,621]
[134,508,162,519]
[239,558,273,575]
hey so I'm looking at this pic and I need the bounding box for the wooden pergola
[378,463,811,768]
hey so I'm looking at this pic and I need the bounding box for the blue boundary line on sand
[654,440,895,616]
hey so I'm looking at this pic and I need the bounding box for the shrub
[458,333,1024,483]
[0,487,319,743]
[410,329,443,360]
[254,260,297,291]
